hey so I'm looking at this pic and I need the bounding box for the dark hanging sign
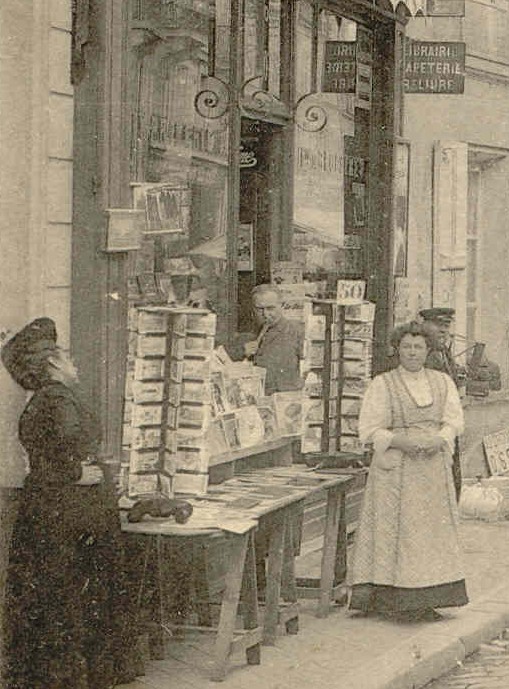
[322,41,357,93]
[426,0,465,16]
[404,41,465,94]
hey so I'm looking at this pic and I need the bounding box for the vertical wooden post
[226,0,242,338]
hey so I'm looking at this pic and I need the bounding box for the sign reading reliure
[403,41,465,94]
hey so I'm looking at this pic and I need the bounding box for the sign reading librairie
[323,41,356,93]
[404,40,465,94]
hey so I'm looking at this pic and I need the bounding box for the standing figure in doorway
[243,284,304,395]
[419,307,464,501]
[1,318,143,689]
[349,321,468,621]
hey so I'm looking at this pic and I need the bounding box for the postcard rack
[122,305,217,498]
[301,300,375,456]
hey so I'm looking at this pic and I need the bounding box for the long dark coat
[2,381,141,689]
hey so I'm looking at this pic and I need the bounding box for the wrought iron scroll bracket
[294,92,328,133]
[194,75,232,120]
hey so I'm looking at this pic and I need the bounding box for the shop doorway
[237,117,286,333]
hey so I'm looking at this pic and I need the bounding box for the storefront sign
[322,41,357,93]
[404,41,465,94]
[336,279,366,305]
[426,0,465,16]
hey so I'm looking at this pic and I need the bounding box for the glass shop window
[293,5,374,283]
[128,0,231,340]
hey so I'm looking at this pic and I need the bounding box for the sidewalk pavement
[121,519,509,689]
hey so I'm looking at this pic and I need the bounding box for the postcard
[178,403,210,428]
[165,430,178,454]
[129,450,160,473]
[302,371,323,398]
[340,435,364,454]
[273,391,303,437]
[256,397,279,441]
[210,371,230,415]
[169,359,184,382]
[343,360,370,378]
[342,377,369,397]
[341,397,362,415]
[175,448,210,473]
[302,398,324,424]
[137,309,167,334]
[305,314,326,341]
[183,356,211,380]
[173,472,208,496]
[186,312,217,334]
[132,381,164,404]
[185,335,215,353]
[235,406,265,448]
[158,473,174,499]
[134,358,164,381]
[161,450,177,477]
[131,427,161,450]
[221,413,242,450]
[345,301,376,323]
[128,472,159,498]
[341,416,359,435]
[167,383,181,407]
[170,335,186,359]
[132,404,162,427]
[301,425,323,454]
[343,321,374,339]
[176,428,207,450]
[167,405,178,430]
[181,380,209,404]
[306,342,325,368]
[169,313,187,335]
[136,334,166,357]
[206,419,229,456]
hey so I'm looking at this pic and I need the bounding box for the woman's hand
[391,433,446,459]
[77,463,104,485]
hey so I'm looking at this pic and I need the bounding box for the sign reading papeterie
[404,41,465,94]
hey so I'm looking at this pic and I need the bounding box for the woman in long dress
[349,321,468,620]
[1,318,143,688]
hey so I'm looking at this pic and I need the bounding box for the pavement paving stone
[120,520,509,689]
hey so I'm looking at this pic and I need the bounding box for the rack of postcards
[300,300,375,456]
[121,306,217,498]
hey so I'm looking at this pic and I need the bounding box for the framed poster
[393,140,410,277]
[237,222,254,271]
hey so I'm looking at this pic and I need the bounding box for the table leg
[211,531,250,682]
[334,490,348,586]
[241,531,261,665]
[318,486,341,618]
[263,514,285,645]
[281,508,299,635]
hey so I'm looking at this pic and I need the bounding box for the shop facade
[400,1,509,476]
[71,0,414,468]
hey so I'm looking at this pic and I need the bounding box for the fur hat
[1,318,58,389]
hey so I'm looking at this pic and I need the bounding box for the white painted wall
[0,0,73,487]
[402,1,509,385]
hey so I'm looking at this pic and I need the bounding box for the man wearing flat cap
[419,307,463,501]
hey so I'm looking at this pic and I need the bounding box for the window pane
[244,0,264,82]
[268,0,281,95]
[295,0,313,101]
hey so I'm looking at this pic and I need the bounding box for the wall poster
[237,222,254,272]
[393,140,410,277]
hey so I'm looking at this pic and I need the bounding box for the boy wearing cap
[419,307,463,501]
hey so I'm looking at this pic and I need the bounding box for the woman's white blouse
[358,366,464,456]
